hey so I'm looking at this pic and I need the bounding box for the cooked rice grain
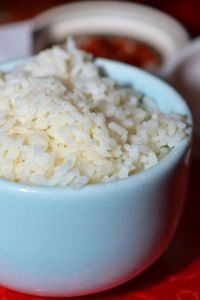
[0,41,188,188]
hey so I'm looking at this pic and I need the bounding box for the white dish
[163,38,200,159]
[33,1,189,72]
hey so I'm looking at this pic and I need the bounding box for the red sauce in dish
[74,35,162,70]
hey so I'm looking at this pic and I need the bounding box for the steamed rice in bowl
[0,40,189,188]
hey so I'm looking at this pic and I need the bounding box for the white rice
[0,40,188,188]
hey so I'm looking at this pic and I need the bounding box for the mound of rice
[0,40,188,188]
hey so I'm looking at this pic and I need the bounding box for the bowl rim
[0,57,192,194]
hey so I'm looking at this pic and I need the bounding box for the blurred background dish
[68,35,162,71]
[32,1,189,73]
[162,38,200,160]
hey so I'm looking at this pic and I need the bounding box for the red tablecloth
[0,1,200,299]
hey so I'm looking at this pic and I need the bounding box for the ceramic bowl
[0,58,192,297]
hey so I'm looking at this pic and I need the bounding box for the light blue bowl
[0,58,192,297]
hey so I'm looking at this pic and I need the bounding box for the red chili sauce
[74,35,162,70]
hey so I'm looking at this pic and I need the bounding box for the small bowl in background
[162,38,200,160]
[32,1,189,73]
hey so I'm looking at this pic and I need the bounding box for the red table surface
[0,1,200,299]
